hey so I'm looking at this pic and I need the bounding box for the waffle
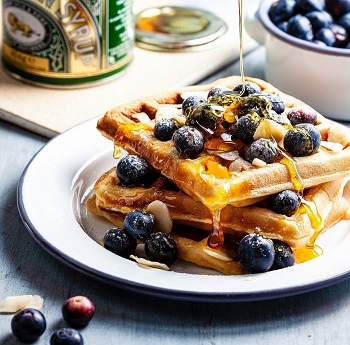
[86,169,349,274]
[97,76,350,209]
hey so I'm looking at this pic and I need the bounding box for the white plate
[18,118,350,302]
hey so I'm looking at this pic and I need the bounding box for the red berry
[62,296,95,328]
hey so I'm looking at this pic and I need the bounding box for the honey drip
[205,0,244,252]
[113,144,121,159]
[293,199,324,262]
[207,209,225,249]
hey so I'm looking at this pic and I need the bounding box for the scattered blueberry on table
[61,296,95,328]
[50,328,84,345]
[269,0,350,48]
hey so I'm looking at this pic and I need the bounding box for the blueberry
[62,296,95,328]
[265,93,285,114]
[50,328,84,345]
[269,0,296,24]
[271,240,295,270]
[116,155,153,187]
[295,0,323,14]
[314,27,336,46]
[124,210,155,241]
[182,95,206,116]
[233,82,262,96]
[246,139,277,164]
[145,232,178,265]
[271,190,300,216]
[11,308,46,343]
[234,114,261,144]
[154,118,178,141]
[238,234,275,273]
[286,107,318,125]
[207,86,231,99]
[103,227,137,258]
[325,0,350,18]
[330,23,349,47]
[306,11,333,31]
[283,123,321,156]
[339,12,350,32]
[287,14,314,41]
[173,126,204,158]
[277,21,289,32]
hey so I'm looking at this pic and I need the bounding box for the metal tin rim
[134,6,228,51]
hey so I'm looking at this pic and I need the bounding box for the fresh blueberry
[50,328,84,345]
[295,0,323,14]
[11,308,46,343]
[238,234,275,273]
[283,123,321,156]
[103,227,137,258]
[287,107,318,125]
[233,82,262,96]
[314,27,336,46]
[265,93,285,114]
[271,240,295,270]
[246,139,277,164]
[234,114,261,144]
[116,155,153,187]
[330,23,349,47]
[154,118,178,141]
[124,210,155,241]
[277,21,289,32]
[339,12,350,32]
[207,86,231,99]
[145,232,178,265]
[173,126,204,158]
[271,190,300,216]
[305,11,333,31]
[269,0,296,24]
[287,14,314,41]
[325,0,350,18]
[182,95,206,116]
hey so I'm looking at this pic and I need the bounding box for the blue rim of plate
[17,117,350,303]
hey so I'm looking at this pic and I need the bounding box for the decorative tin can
[1,0,134,88]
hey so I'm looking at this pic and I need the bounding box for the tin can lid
[134,6,228,51]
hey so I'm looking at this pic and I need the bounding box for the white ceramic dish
[18,118,350,302]
[245,0,350,122]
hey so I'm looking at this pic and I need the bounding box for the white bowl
[245,0,350,121]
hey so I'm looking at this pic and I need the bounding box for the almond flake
[202,247,233,261]
[0,295,44,313]
[155,105,182,121]
[252,158,267,167]
[130,255,170,270]
[131,113,151,124]
[320,141,344,152]
[147,200,173,235]
[254,119,286,142]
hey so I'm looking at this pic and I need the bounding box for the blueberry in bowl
[246,0,350,121]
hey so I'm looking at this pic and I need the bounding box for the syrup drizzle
[207,0,244,250]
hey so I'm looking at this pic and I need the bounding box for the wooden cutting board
[0,0,258,138]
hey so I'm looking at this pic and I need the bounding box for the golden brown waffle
[96,76,350,209]
[87,168,349,251]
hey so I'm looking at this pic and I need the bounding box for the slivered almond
[131,113,151,124]
[130,255,170,270]
[320,141,344,152]
[254,119,286,142]
[155,105,182,121]
[147,200,173,235]
[0,295,44,313]
[252,158,267,167]
[202,248,233,261]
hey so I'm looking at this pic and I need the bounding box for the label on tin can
[2,0,134,86]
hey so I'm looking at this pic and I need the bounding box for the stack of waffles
[86,76,350,275]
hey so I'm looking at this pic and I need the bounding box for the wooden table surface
[1,46,350,344]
